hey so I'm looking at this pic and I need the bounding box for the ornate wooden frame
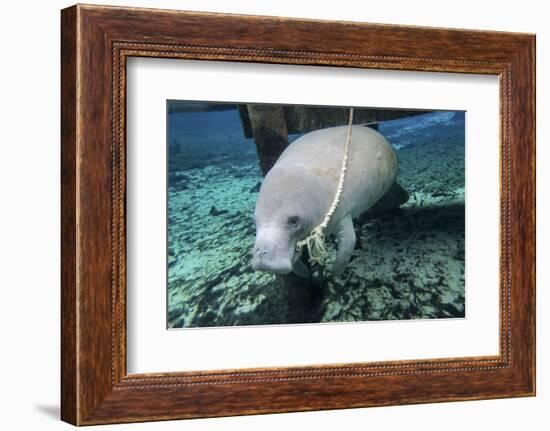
[61,4,536,425]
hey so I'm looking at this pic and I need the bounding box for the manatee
[251,125,408,277]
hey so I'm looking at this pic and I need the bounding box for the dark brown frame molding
[61,4,536,425]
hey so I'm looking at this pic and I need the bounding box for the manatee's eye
[287,216,300,227]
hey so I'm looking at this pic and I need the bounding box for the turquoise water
[167,103,465,328]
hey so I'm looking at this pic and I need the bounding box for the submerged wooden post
[246,104,317,321]
[247,105,289,176]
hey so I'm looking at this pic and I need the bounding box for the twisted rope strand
[296,108,354,263]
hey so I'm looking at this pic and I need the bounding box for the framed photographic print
[61,4,535,425]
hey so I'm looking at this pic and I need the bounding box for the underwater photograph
[167,101,465,328]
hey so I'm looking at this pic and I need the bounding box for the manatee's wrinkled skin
[251,125,402,276]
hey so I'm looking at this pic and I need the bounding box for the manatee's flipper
[333,215,356,276]
[370,181,409,213]
[292,258,310,278]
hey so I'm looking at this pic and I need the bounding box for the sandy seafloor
[167,110,465,328]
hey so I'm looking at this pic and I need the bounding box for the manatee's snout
[251,235,293,274]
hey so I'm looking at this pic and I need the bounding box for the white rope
[296,108,354,263]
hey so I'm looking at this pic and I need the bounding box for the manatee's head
[251,168,323,274]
